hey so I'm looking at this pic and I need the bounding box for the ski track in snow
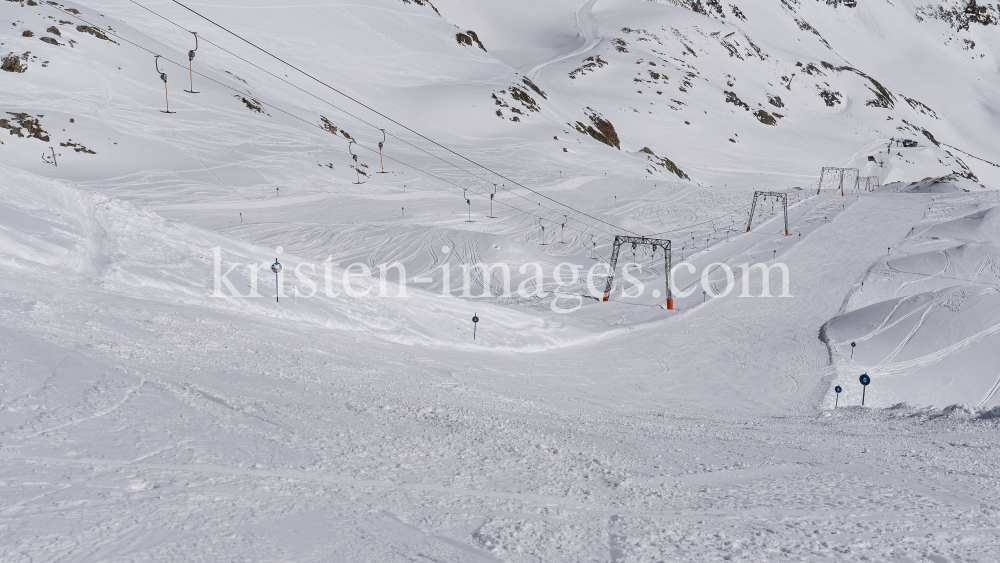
[524,0,603,82]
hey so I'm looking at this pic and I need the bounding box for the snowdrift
[825,287,1000,409]
[826,198,1000,409]
[919,204,1000,243]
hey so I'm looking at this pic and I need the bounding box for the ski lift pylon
[185,32,200,93]
[41,146,61,167]
[377,129,388,173]
[155,55,175,113]
[348,140,363,184]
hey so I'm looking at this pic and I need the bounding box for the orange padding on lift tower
[603,291,610,302]
[785,229,789,236]
[667,299,674,310]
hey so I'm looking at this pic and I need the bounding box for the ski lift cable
[126,2,456,155]
[645,205,750,236]
[338,134,615,237]
[647,189,811,237]
[939,142,1000,169]
[126,0,617,235]
[45,4,618,241]
[362,145,619,238]
[152,1,626,235]
[165,0,638,235]
[358,136,617,236]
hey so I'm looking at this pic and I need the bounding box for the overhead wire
[645,186,813,237]
[40,2,622,242]
[939,142,1000,169]
[124,0,494,186]
[124,0,625,238]
[646,205,750,237]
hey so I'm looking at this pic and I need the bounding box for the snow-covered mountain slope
[435,0,1000,186]
[3,0,999,193]
[4,1,1000,560]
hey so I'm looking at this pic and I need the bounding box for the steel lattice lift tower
[602,235,674,309]
[818,167,860,196]
[746,191,790,236]
[860,176,880,191]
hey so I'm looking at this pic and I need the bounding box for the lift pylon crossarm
[188,32,199,61]
[155,54,166,82]
[602,235,673,309]
[746,191,789,235]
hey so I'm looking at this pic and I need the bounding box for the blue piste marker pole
[835,385,842,408]
[472,313,479,340]
[271,259,282,303]
[859,373,870,406]
[851,341,856,359]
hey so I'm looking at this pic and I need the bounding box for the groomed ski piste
[2,0,1000,561]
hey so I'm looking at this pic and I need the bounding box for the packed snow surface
[2,0,1000,561]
